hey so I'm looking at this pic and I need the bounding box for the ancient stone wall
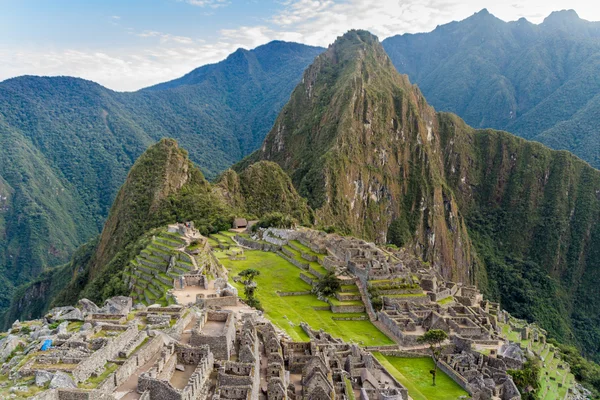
[437,360,472,394]
[137,377,180,400]
[167,310,193,341]
[330,304,365,313]
[235,236,280,252]
[196,295,237,308]
[72,325,138,383]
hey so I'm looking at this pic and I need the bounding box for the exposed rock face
[56,308,83,322]
[49,371,77,389]
[0,335,22,362]
[35,370,54,387]
[78,299,99,314]
[101,296,132,315]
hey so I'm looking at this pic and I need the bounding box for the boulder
[56,308,84,322]
[47,306,75,321]
[133,303,146,310]
[49,371,77,389]
[0,335,23,362]
[176,364,185,372]
[35,370,54,387]
[80,322,93,332]
[57,321,69,335]
[78,298,100,314]
[101,296,133,315]
[500,343,525,362]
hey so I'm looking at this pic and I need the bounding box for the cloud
[111,15,121,20]
[183,0,230,8]
[2,0,598,91]
[0,40,237,92]
[135,30,195,45]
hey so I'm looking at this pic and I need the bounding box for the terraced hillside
[125,230,196,306]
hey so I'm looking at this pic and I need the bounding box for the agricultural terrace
[500,322,575,399]
[373,353,469,400]
[213,234,392,346]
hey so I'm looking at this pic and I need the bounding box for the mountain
[4,139,310,325]
[243,30,600,360]
[0,41,323,317]
[382,9,600,169]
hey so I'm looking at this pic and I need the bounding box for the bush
[508,357,541,399]
[256,212,297,229]
[315,272,342,297]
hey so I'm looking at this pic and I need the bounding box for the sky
[1,0,599,91]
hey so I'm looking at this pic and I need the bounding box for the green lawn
[217,249,393,346]
[373,354,469,400]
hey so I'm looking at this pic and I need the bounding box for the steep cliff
[247,30,477,284]
[245,30,600,359]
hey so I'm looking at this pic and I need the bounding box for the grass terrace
[499,322,575,399]
[216,248,393,346]
[289,240,325,260]
[283,245,329,275]
[373,353,469,400]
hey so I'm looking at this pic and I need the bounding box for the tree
[238,269,262,310]
[315,271,342,297]
[418,329,448,386]
[239,268,260,285]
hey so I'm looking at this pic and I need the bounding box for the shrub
[256,212,297,229]
[315,272,341,297]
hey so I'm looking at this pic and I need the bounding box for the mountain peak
[542,9,581,26]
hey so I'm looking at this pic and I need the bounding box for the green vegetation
[0,42,323,322]
[373,353,469,400]
[315,271,342,297]
[548,339,600,398]
[218,248,392,345]
[508,358,541,400]
[240,28,600,364]
[418,329,449,386]
[254,212,298,230]
[238,268,262,310]
[383,10,600,171]
[80,362,119,389]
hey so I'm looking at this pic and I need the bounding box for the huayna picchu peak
[2,7,600,400]
[240,30,600,367]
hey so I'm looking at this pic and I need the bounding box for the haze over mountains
[3,8,600,366]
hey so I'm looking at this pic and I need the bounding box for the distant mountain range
[0,41,323,314]
[383,9,600,168]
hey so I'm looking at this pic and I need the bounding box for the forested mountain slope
[382,9,600,168]
[4,139,310,326]
[0,41,322,317]
[244,30,600,360]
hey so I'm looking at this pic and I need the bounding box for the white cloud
[183,0,230,8]
[1,0,599,91]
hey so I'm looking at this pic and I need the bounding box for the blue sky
[1,0,599,91]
